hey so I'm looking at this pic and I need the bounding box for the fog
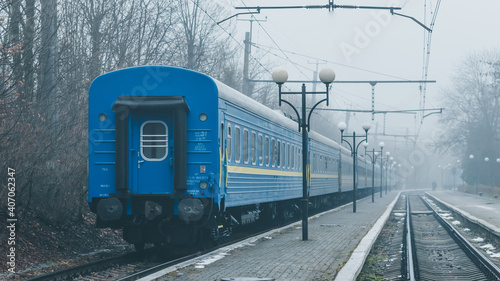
[219,0,500,188]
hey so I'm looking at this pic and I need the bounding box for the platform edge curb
[334,192,402,281]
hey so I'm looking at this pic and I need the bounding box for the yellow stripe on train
[226,165,338,179]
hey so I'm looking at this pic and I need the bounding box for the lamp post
[379,152,385,198]
[389,157,394,192]
[383,152,391,194]
[389,163,394,191]
[485,157,492,192]
[469,154,478,194]
[496,158,500,189]
[363,141,384,202]
[397,163,401,190]
[272,67,335,241]
[338,121,371,213]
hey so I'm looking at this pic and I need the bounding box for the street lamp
[389,157,394,192]
[496,158,500,189]
[383,151,391,194]
[469,154,479,194]
[485,157,493,192]
[272,67,335,241]
[363,141,385,202]
[339,121,370,213]
[389,163,394,191]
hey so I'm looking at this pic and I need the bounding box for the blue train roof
[213,79,344,152]
[89,65,345,154]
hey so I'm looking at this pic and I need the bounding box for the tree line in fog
[438,50,500,187]
[0,0,278,224]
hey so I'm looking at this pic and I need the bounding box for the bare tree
[23,0,36,101]
[438,50,500,185]
[173,0,238,75]
[39,0,58,105]
[0,0,252,226]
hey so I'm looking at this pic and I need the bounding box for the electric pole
[239,17,266,96]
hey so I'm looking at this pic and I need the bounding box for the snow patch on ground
[472,237,485,242]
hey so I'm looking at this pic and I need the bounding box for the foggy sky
[221,0,500,143]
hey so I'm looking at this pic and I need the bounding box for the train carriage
[88,66,375,248]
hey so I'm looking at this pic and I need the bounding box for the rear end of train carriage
[88,66,222,248]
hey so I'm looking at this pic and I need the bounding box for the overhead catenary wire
[252,42,411,81]
[188,0,272,76]
[197,0,437,146]
[188,0,299,93]
[238,0,311,80]
[419,0,441,125]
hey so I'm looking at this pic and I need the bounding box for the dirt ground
[0,211,130,280]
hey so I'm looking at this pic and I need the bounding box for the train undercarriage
[93,189,369,250]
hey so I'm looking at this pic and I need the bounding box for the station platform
[143,191,400,281]
[427,190,500,235]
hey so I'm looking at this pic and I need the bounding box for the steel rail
[25,251,140,281]
[421,195,500,281]
[404,196,417,281]
[116,252,202,281]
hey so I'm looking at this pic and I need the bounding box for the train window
[323,156,325,172]
[287,143,291,169]
[321,154,324,172]
[227,124,232,162]
[235,126,241,163]
[315,153,318,172]
[243,129,249,164]
[313,153,316,172]
[141,121,168,161]
[320,155,323,172]
[282,142,286,169]
[251,132,256,165]
[265,136,270,166]
[292,146,295,169]
[318,154,321,172]
[298,149,301,170]
[277,140,281,168]
[220,123,224,161]
[270,138,275,167]
[258,134,263,166]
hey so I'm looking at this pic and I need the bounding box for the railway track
[403,194,500,281]
[23,201,344,280]
[23,247,186,281]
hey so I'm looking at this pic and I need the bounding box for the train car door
[131,113,174,194]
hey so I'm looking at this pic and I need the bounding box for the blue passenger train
[88,66,378,249]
